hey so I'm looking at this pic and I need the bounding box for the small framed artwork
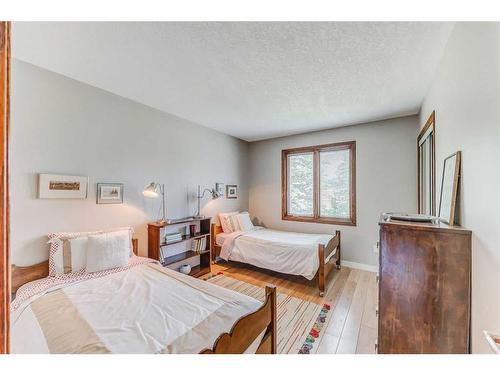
[438,151,461,225]
[97,183,124,204]
[226,184,238,199]
[38,173,88,199]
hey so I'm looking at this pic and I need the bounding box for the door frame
[417,110,436,215]
[0,21,11,354]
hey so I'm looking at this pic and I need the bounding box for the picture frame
[96,183,124,204]
[226,184,238,199]
[438,151,461,225]
[38,173,88,199]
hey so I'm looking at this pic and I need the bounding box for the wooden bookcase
[147,217,211,278]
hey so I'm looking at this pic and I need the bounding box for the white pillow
[86,230,131,273]
[219,211,239,233]
[48,227,133,276]
[62,237,88,274]
[235,212,254,232]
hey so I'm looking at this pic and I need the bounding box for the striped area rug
[207,274,327,354]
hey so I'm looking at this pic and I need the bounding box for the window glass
[320,149,350,218]
[287,153,314,216]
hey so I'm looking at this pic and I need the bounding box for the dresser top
[379,214,472,235]
[148,217,211,228]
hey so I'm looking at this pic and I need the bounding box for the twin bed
[11,239,277,354]
[211,224,341,296]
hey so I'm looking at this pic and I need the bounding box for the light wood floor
[211,261,378,354]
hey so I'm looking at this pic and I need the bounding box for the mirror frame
[438,151,461,225]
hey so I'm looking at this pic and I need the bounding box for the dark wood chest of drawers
[378,218,472,353]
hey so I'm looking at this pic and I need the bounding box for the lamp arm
[196,186,216,217]
[198,188,214,198]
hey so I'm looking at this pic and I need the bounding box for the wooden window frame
[281,141,356,226]
[417,111,436,215]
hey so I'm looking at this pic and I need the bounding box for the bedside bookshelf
[147,217,212,277]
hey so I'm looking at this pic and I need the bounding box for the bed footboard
[318,230,341,297]
[200,285,277,354]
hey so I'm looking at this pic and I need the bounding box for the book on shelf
[159,247,167,263]
[190,237,207,253]
[164,231,182,244]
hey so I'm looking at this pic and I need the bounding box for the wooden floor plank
[311,267,350,353]
[211,261,377,354]
[356,325,377,354]
[361,272,378,330]
[316,269,360,353]
[335,270,371,353]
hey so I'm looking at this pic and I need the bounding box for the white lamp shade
[143,182,159,198]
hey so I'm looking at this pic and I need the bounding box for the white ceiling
[12,22,454,141]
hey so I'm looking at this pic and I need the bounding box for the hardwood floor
[210,261,378,354]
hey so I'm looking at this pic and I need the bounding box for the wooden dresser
[378,217,472,353]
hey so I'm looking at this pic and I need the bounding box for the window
[282,141,356,226]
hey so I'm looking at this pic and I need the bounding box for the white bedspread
[11,263,262,354]
[220,228,334,280]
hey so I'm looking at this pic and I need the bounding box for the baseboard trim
[341,260,378,273]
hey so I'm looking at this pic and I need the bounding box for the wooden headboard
[11,238,139,293]
[210,224,223,262]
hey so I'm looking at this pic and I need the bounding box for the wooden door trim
[0,21,10,354]
[417,110,436,215]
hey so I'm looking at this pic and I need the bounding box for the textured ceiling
[12,22,454,141]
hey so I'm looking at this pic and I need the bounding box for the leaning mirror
[438,151,461,225]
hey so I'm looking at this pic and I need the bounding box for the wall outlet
[373,241,380,254]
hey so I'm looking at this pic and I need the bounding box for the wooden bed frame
[10,238,277,354]
[211,224,341,296]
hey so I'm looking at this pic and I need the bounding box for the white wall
[249,116,418,268]
[10,60,249,265]
[419,23,500,353]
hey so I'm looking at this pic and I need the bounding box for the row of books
[159,247,170,263]
[164,232,182,244]
[191,237,207,253]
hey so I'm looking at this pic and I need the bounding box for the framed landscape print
[226,184,238,199]
[438,151,461,225]
[97,183,124,204]
[38,173,88,199]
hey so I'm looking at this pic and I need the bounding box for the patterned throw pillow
[218,212,239,233]
[228,215,240,232]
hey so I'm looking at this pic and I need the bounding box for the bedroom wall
[10,60,250,265]
[419,23,500,353]
[248,116,418,269]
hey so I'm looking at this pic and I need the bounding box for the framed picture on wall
[438,151,461,225]
[226,184,238,199]
[97,183,124,204]
[38,173,88,199]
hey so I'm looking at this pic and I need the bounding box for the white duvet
[219,227,334,280]
[11,263,262,354]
